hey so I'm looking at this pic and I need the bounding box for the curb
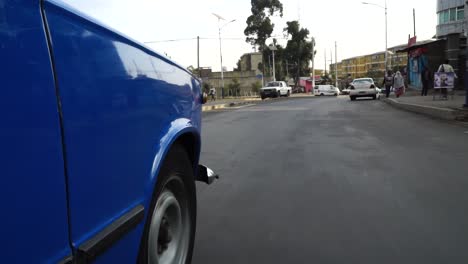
[382,98,462,121]
[202,100,258,112]
[202,95,317,112]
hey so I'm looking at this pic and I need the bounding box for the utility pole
[311,37,315,90]
[325,50,327,76]
[335,41,338,88]
[413,8,416,37]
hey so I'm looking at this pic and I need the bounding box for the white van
[314,85,339,96]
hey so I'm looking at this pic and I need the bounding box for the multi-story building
[330,45,408,86]
[436,0,466,87]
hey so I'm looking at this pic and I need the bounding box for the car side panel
[0,0,72,262]
[43,0,202,261]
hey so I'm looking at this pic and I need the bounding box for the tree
[244,0,283,50]
[244,0,283,84]
[251,81,262,93]
[283,21,314,88]
[227,78,241,96]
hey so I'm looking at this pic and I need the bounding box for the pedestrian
[209,87,216,101]
[393,71,405,98]
[382,70,393,98]
[437,59,457,99]
[421,65,431,96]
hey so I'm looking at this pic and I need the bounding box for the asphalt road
[193,97,468,264]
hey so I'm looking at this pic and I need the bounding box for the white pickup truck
[260,81,292,100]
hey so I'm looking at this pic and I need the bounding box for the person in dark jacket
[421,66,431,96]
[382,70,393,98]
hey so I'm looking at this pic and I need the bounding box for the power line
[145,35,289,44]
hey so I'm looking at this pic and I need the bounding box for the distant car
[349,78,378,100]
[260,81,292,99]
[314,85,339,96]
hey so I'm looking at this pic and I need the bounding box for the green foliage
[251,81,262,93]
[244,0,283,50]
[227,78,241,96]
[283,21,313,86]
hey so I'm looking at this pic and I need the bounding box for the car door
[0,1,72,262]
[42,1,197,262]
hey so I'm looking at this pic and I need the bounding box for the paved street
[193,97,468,264]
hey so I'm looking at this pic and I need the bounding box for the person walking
[437,59,457,99]
[421,66,431,96]
[209,87,216,101]
[393,71,405,98]
[382,70,393,98]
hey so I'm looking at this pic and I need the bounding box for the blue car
[0,1,217,263]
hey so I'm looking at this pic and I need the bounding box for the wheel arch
[145,119,201,209]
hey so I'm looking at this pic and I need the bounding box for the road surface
[193,97,468,264]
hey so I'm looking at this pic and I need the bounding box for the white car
[260,81,292,99]
[314,85,339,96]
[349,78,378,101]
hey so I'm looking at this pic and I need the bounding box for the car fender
[146,118,201,207]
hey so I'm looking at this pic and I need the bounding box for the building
[330,45,408,87]
[239,52,263,73]
[436,0,467,88]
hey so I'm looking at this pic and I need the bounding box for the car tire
[277,91,281,98]
[350,96,356,101]
[372,95,377,100]
[320,93,324,96]
[287,91,290,97]
[261,96,265,100]
[138,144,196,264]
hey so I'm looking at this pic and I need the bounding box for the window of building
[457,6,464,20]
[438,6,465,24]
[449,8,456,21]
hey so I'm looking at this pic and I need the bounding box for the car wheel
[139,144,196,264]
[320,93,324,96]
[372,95,377,100]
[334,93,338,96]
[287,91,290,97]
[261,96,265,100]
[277,91,281,98]
[350,96,356,101]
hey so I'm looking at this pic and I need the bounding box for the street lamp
[362,0,388,75]
[213,13,236,99]
[268,44,278,81]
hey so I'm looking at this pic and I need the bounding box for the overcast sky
[62,0,437,72]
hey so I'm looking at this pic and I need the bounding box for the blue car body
[0,0,203,262]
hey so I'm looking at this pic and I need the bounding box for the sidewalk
[382,91,468,122]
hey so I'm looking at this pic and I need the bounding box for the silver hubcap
[148,186,190,264]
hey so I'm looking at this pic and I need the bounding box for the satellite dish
[212,13,225,20]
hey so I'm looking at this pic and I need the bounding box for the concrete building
[330,45,408,86]
[436,0,467,88]
[239,52,263,73]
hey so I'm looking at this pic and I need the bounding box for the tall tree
[244,0,283,50]
[244,0,283,84]
[283,21,314,88]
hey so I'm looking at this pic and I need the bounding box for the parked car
[314,85,339,96]
[1,1,217,263]
[260,81,292,99]
[349,78,379,100]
